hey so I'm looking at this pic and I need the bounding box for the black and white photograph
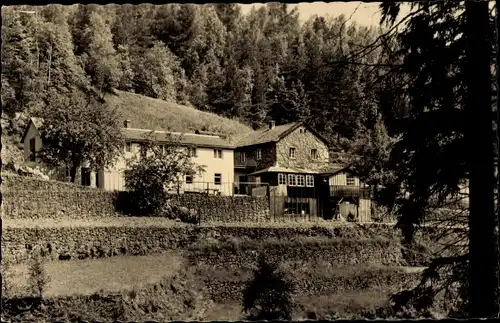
[0,0,499,321]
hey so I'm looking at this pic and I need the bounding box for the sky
[239,2,408,27]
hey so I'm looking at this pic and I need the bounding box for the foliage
[37,88,123,182]
[27,247,51,298]
[375,1,498,319]
[243,256,295,321]
[3,3,393,144]
[124,132,205,216]
[346,113,399,192]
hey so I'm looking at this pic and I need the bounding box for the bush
[124,133,204,216]
[27,248,51,298]
[243,255,295,320]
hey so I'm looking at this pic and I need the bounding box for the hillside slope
[1,91,255,167]
[105,91,254,144]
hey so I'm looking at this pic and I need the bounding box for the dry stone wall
[2,223,447,266]
[1,174,269,221]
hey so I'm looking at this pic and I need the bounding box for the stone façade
[234,124,330,172]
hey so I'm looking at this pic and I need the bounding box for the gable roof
[121,128,235,149]
[20,117,44,144]
[235,121,330,148]
[20,117,234,149]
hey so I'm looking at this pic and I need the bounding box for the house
[21,118,236,196]
[318,165,372,222]
[234,120,370,220]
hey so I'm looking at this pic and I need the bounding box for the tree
[267,75,310,124]
[373,1,499,318]
[80,10,122,93]
[1,7,43,115]
[243,256,295,321]
[37,89,123,183]
[131,41,184,102]
[124,132,205,216]
[27,247,51,298]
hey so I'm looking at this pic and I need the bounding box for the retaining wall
[1,174,269,221]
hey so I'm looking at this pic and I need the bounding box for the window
[158,145,165,153]
[29,138,36,161]
[95,172,100,188]
[65,166,71,178]
[125,142,132,153]
[346,175,356,186]
[187,147,197,157]
[214,173,222,185]
[214,149,223,159]
[278,173,286,185]
[186,175,193,184]
[81,168,91,186]
[240,152,246,162]
[140,144,146,159]
[256,149,262,160]
[306,175,314,187]
[297,175,305,186]
[310,149,318,160]
[288,174,297,186]
[289,147,296,159]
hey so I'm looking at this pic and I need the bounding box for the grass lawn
[105,90,253,144]
[5,252,184,297]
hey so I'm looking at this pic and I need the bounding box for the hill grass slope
[106,91,254,144]
[1,91,255,166]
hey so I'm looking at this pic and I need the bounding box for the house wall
[276,126,329,171]
[328,172,361,186]
[23,122,42,161]
[22,124,68,183]
[104,142,235,196]
[234,142,276,170]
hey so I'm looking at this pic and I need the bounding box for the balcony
[329,185,371,198]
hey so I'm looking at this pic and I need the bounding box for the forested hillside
[2,3,397,150]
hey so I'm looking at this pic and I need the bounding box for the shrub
[27,248,51,298]
[243,255,295,320]
[124,132,205,216]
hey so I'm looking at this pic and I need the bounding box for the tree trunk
[70,166,77,183]
[465,1,498,318]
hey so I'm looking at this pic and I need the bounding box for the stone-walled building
[233,121,371,221]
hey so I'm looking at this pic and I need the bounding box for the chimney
[124,120,131,128]
[269,120,276,129]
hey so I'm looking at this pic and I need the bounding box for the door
[239,175,248,194]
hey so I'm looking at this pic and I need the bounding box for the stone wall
[201,266,422,302]
[276,126,329,171]
[1,222,452,266]
[187,237,405,269]
[1,174,269,221]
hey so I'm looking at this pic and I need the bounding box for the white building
[21,118,235,196]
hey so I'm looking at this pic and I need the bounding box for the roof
[249,166,319,176]
[317,163,348,176]
[235,121,330,148]
[121,128,235,149]
[20,117,45,144]
[20,117,234,149]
